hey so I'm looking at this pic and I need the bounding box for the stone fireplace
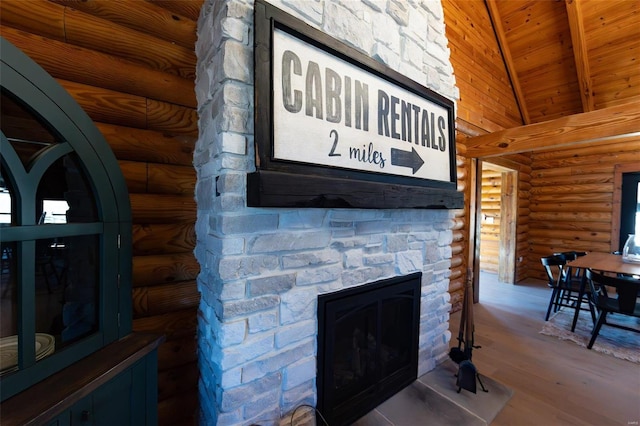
[194,0,459,424]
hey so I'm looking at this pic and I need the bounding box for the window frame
[612,163,640,253]
[619,172,640,251]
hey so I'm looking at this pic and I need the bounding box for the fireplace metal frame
[317,272,421,425]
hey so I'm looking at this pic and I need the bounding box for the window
[619,172,640,252]
[41,200,70,224]
[0,188,10,224]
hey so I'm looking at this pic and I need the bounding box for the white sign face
[273,28,453,182]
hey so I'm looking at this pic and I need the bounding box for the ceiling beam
[565,0,595,112]
[485,0,530,124]
[462,101,640,158]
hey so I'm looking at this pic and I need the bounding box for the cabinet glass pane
[37,154,98,225]
[0,169,12,226]
[1,91,59,169]
[1,240,18,332]
[0,169,17,376]
[36,235,99,353]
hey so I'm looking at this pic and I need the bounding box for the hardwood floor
[450,272,640,425]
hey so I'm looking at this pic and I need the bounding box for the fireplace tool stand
[449,269,488,394]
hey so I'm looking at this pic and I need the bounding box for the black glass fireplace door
[317,273,420,426]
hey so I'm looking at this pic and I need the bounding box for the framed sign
[249,0,463,209]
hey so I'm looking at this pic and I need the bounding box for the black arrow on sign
[391,147,424,174]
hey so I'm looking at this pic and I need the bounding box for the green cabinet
[0,36,158,425]
[2,333,162,426]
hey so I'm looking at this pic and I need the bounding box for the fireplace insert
[317,272,421,425]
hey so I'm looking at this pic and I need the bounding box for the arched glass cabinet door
[0,37,132,401]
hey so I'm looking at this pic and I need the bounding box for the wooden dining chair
[554,251,591,331]
[585,269,640,349]
[541,255,565,320]
[541,254,595,323]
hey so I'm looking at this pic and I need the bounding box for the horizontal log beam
[133,223,196,255]
[1,27,196,108]
[121,161,196,195]
[151,0,203,22]
[529,211,612,223]
[59,78,147,129]
[0,0,66,40]
[531,150,640,171]
[133,281,199,317]
[50,0,198,50]
[97,123,195,166]
[158,391,198,424]
[63,6,196,79]
[148,163,197,195]
[463,102,640,158]
[133,253,200,287]
[130,193,196,223]
[158,362,199,402]
[530,220,611,232]
[157,337,197,370]
[133,308,197,342]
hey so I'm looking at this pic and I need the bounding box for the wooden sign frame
[249,0,463,209]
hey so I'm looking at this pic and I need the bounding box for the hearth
[317,273,421,425]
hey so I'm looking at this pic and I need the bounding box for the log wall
[479,167,501,273]
[527,138,640,281]
[0,1,203,424]
[449,148,471,312]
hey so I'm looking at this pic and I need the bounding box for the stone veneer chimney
[194,1,459,424]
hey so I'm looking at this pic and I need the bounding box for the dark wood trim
[472,159,482,303]
[248,170,463,209]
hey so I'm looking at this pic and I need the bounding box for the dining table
[567,252,640,276]
[565,252,640,332]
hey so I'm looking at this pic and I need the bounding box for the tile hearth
[353,359,513,426]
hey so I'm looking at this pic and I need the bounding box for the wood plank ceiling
[465,0,640,157]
